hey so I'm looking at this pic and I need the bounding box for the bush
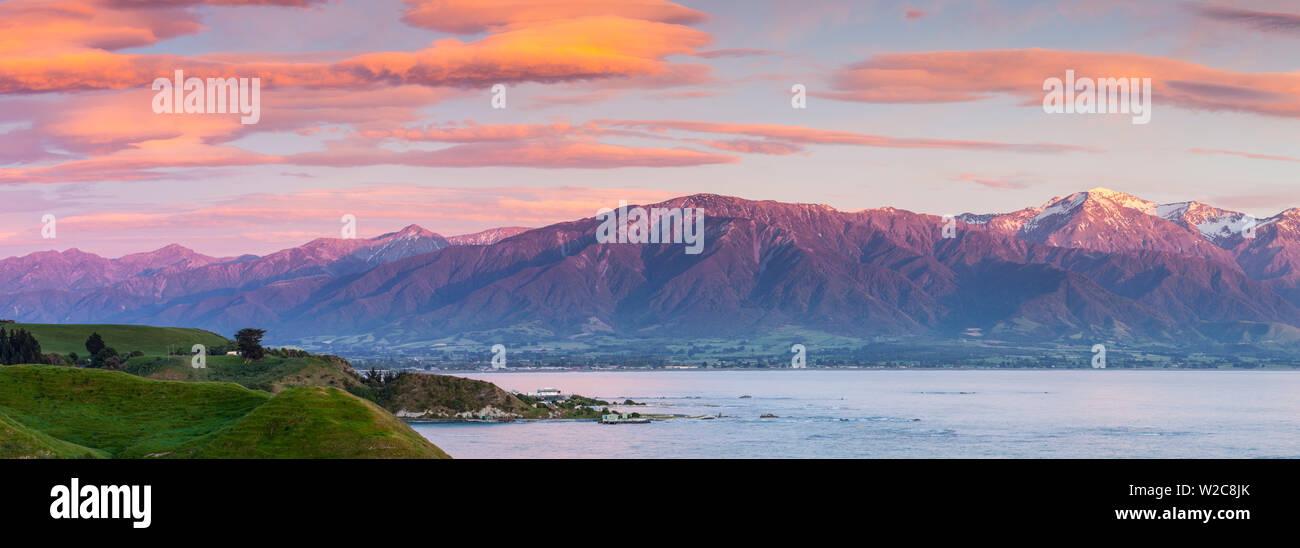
[91,347,119,369]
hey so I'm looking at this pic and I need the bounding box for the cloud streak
[821,48,1300,118]
[1195,4,1300,35]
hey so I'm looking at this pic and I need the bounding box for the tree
[0,327,43,365]
[91,347,118,369]
[85,332,106,357]
[234,328,266,363]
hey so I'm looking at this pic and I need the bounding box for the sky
[1,0,1298,258]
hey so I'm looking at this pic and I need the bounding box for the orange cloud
[0,0,727,181]
[399,0,707,34]
[0,3,713,94]
[0,0,202,55]
[328,17,710,89]
[821,48,1300,118]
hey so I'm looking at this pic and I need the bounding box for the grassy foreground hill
[0,365,449,459]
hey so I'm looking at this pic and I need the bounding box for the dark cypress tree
[85,332,106,357]
[0,327,10,365]
[0,328,42,365]
[21,330,42,364]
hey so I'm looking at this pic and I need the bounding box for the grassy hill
[172,386,449,459]
[0,365,448,459]
[0,410,105,459]
[122,353,364,393]
[10,322,229,358]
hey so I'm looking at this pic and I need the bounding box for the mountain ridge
[6,190,1300,349]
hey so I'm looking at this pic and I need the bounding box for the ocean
[409,369,1300,459]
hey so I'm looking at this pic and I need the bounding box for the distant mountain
[0,224,458,322]
[445,226,531,246]
[330,225,451,274]
[0,245,231,293]
[5,190,1300,349]
[961,188,1237,265]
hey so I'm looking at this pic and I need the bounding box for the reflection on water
[409,369,1300,459]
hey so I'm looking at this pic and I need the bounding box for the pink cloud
[820,48,1300,118]
[699,139,804,155]
[286,140,739,169]
[596,119,1101,154]
[1189,148,1300,162]
[952,173,1031,189]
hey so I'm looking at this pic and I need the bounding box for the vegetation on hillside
[234,328,266,362]
[0,326,43,365]
[11,323,229,360]
[358,371,533,419]
[122,352,363,393]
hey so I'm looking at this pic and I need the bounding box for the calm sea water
[409,370,1300,459]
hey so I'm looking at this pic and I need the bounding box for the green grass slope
[173,387,450,459]
[123,354,363,393]
[0,410,106,459]
[0,365,448,459]
[0,365,268,456]
[11,323,229,357]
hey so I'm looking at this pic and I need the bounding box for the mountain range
[6,188,1300,350]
